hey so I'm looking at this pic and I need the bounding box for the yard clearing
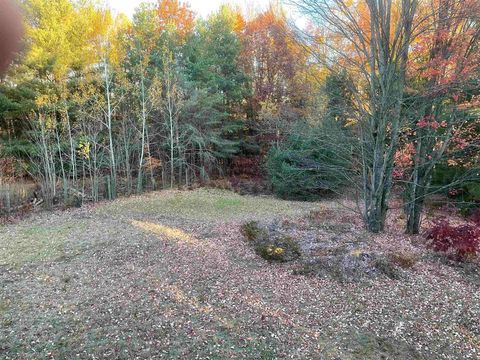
[1,189,479,359]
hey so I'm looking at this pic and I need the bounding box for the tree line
[0,1,316,202]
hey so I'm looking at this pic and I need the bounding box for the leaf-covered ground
[0,189,479,359]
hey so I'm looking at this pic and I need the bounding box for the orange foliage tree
[241,8,312,115]
[156,0,194,42]
[239,7,319,152]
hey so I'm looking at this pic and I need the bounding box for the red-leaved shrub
[426,219,480,261]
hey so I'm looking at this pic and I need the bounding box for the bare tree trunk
[405,184,427,235]
[167,77,175,188]
[145,125,156,190]
[104,60,116,198]
[37,114,57,207]
[137,74,147,193]
[54,124,68,202]
[65,110,76,185]
[362,0,417,233]
[405,125,429,234]
[122,120,133,195]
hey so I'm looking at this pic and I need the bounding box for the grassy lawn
[0,189,478,359]
[98,188,316,221]
[0,223,87,267]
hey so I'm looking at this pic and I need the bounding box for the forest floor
[0,189,479,359]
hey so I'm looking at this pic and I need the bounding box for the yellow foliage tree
[23,0,112,79]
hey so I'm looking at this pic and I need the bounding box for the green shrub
[465,182,480,201]
[254,234,301,262]
[240,221,266,242]
[240,222,301,262]
[266,121,354,200]
[431,164,480,215]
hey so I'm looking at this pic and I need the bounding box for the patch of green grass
[0,299,10,314]
[99,189,315,222]
[0,222,85,266]
[215,197,243,209]
[350,332,423,359]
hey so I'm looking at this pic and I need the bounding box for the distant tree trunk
[137,74,147,193]
[36,114,57,207]
[54,123,68,202]
[405,122,431,235]
[65,110,77,184]
[161,49,182,189]
[405,109,454,235]
[104,59,116,198]
[122,119,133,195]
[145,126,156,190]
[405,139,430,234]
[405,186,427,235]
[91,140,100,202]
[168,95,175,188]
